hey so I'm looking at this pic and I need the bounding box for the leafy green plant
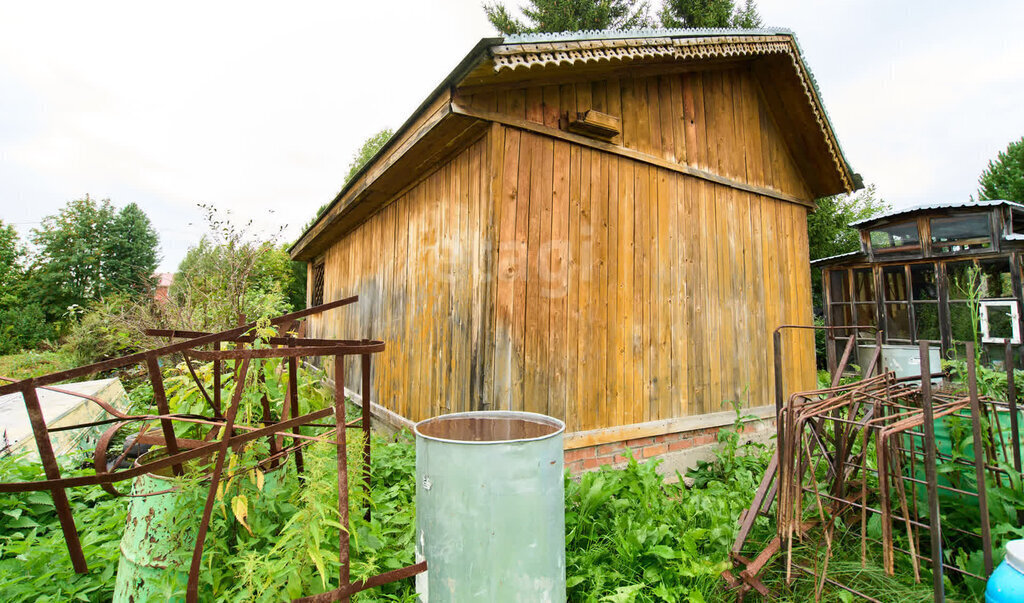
[565,441,767,601]
[0,430,418,602]
[815,365,864,390]
[60,295,143,367]
[686,395,768,489]
[0,456,127,602]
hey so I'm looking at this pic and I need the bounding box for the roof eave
[849,199,1024,230]
[289,37,501,260]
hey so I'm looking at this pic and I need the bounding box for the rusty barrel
[414,410,566,602]
[112,449,197,602]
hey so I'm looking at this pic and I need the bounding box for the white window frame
[980,300,1021,344]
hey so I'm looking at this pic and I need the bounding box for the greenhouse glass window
[869,221,920,254]
[980,301,1020,344]
[930,213,991,254]
[979,258,1013,298]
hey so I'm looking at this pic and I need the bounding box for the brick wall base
[563,422,771,474]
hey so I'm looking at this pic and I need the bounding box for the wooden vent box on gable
[567,110,621,141]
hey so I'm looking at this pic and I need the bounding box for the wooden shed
[290,28,859,466]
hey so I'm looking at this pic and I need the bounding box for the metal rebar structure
[0,297,425,603]
[726,336,1023,602]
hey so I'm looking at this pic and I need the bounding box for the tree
[345,128,394,184]
[660,0,762,29]
[977,136,1024,203]
[806,184,887,368]
[103,203,160,296]
[168,205,297,332]
[0,221,54,353]
[807,184,889,308]
[303,128,395,233]
[484,0,652,35]
[0,221,22,295]
[28,196,160,325]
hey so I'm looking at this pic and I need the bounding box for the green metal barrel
[113,450,288,601]
[113,450,197,603]
[414,411,566,602]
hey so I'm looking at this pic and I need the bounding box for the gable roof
[291,28,859,261]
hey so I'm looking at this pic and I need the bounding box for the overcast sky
[1,0,1022,271]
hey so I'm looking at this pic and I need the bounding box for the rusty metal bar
[965,345,994,578]
[361,347,372,522]
[334,355,351,602]
[0,407,336,493]
[832,335,858,388]
[146,354,183,476]
[182,351,220,418]
[20,383,89,573]
[918,342,944,602]
[257,369,281,469]
[0,297,425,600]
[288,337,304,475]
[291,560,427,603]
[0,296,360,396]
[1007,340,1022,475]
[186,357,250,603]
[189,342,384,360]
[214,341,222,422]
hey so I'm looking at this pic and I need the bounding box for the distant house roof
[850,199,1024,229]
[155,273,174,288]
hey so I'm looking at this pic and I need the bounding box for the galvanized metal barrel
[414,410,566,602]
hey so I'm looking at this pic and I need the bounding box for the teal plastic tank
[987,540,1024,602]
[414,411,566,602]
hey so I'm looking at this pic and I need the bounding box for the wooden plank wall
[487,129,813,433]
[457,65,813,203]
[310,64,816,434]
[309,136,493,424]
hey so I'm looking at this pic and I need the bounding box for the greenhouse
[814,199,1024,372]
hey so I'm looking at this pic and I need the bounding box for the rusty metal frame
[726,328,1020,601]
[0,297,425,603]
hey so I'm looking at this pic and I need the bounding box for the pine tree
[977,136,1024,203]
[484,0,652,35]
[660,0,762,29]
[104,203,160,296]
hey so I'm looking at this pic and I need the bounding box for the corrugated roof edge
[849,199,1024,228]
[810,251,864,267]
[502,26,793,43]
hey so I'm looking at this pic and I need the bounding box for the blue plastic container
[987,540,1024,602]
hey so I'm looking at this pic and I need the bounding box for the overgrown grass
[743,521,946,602]
[0,367,985,602]
[0,349,77,381]
[0,433,418,602]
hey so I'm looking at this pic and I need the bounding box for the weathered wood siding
[311,136,493,423]
[456,66,814,202]
[310,65,816,434]
[487,129,814,433]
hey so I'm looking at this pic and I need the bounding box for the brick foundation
[563,421,769,475]
[564,426,713,473]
